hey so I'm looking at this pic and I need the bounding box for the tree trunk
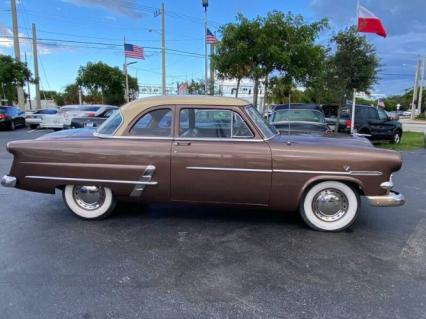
[235,78,241,98]
[253,77,259,108]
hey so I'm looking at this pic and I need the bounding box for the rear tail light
[345,119,351,129]
[0,114,6,119]
[87,112,95,117]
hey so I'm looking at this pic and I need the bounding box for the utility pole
[411,59,421,119]
[10,0,25,110]
[202,0,208,95]
[417,56,425,116]
[32,23,41,110]
[24,52,31,110]
[161,2,166,95]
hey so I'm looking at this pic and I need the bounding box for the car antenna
[287,92,291,145]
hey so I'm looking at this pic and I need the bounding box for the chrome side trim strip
[186,166,272,173]
[94,132,264,142]
[176,137,263,143]
[94,132,173,140]
[25,175,158,186]
[349,171,383,176]
[274,169,382,176]
[186,167,382,176]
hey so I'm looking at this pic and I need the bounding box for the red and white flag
[357,5,387,37]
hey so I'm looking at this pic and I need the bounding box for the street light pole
[202,0,208,95]
[161,1,166,95]
[124,61,137,103]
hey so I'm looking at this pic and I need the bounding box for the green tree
[0,55,32,104]
[187,79,206,95]
[383,88,425,112]
[327,26,379,128]
[40,90,65,106]
[76,61,138,105]
[213,17,252,98]
[214,12,327,110]
[62,83,80,105]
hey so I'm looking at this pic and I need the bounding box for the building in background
[216,78,265,109]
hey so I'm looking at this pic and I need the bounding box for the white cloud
[62,0,144,18]
[0,23,73,55]
[310,0,426,95]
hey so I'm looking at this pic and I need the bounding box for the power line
[0,35,205,58]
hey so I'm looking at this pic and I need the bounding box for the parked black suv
[323,104,402,144]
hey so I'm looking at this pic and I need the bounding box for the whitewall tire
[63,185,116,220]
[300,181,360,232]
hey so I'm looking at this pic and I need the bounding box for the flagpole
[351,89,356,134]
[352,0,360,135]
[356,0,360,27]
[203,1,208,95]
[124,37,129,103]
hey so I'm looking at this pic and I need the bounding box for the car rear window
[80,106,102,112]
[272,109,325,123]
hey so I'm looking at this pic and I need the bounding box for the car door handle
[174,141,191,146]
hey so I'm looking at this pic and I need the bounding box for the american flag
[206,28,217,44]
[124,43,145,59]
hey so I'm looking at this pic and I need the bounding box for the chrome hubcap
[394,134,400,143]
[312,188,349,222]
[72,185,105,210]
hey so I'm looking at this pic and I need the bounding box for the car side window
[232,112,254,138]
[129,108,172,137]
[179,108,253,139]
[367,108,379,120]
[377,108,388,121]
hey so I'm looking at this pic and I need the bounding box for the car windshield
[245,105,277,139]
[96,110,123,135]
[272,109,325,124]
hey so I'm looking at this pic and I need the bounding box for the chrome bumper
[366,191,405,207]
[1,175,17,188]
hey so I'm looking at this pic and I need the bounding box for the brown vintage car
[1,96,405,231]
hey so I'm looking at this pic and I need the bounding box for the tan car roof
[115,95,250,135]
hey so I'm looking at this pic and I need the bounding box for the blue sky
[0,0,424,97]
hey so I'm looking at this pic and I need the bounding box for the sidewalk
[400,119,426,132]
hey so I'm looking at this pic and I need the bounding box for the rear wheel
[63,185,116,220]
[300,181,360,232]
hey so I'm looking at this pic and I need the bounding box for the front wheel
[63,185,116,220]
[300,181,360,232]
[391,131,401,144]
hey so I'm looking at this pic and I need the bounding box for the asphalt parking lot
[0,128,425,319]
